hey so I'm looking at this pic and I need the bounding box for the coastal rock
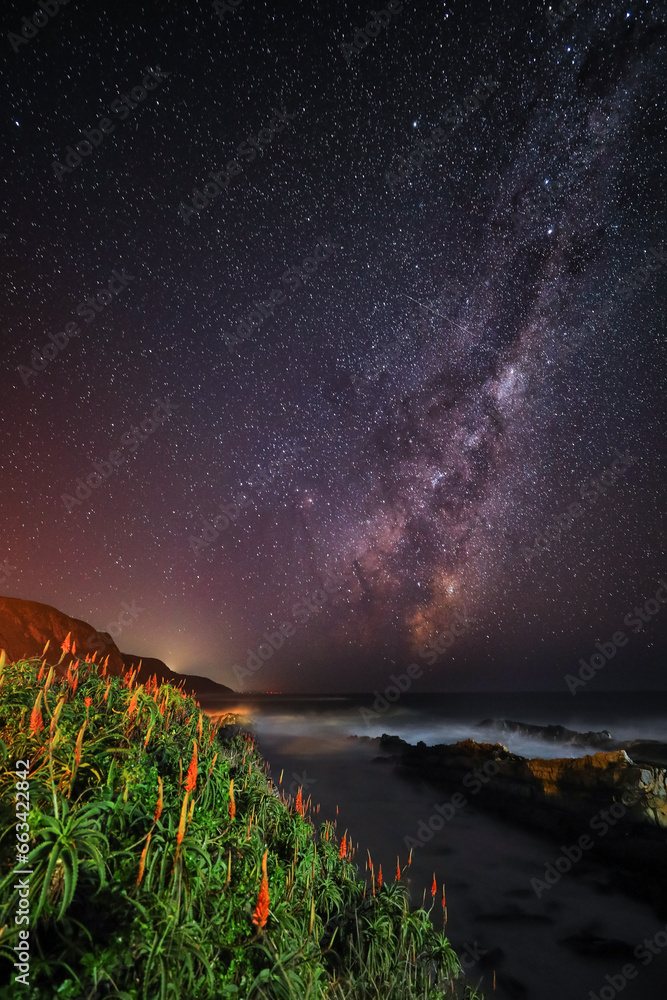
[377,734,667,887]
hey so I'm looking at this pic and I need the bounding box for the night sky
[1,0,665,693]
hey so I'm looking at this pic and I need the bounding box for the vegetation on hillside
[0,644,483,999]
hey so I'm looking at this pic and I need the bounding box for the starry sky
[1,0,665,693]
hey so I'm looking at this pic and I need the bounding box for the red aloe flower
[128,691,138,717]
[29,692,44,736]
[61,631,72,654]
[396,858,401,882]
[431,874,437,897]
[84,696,92,708]
[295,788,303,816]
[184,742,198,792]
[228,778,236,820]
[137,831,152,885]
[176,791,190,844]
[252,850,270,930]
[377,864,383,891]
[154,776,164,825]
[339,833,347,859]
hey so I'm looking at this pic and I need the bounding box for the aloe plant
[0,654,483,1000]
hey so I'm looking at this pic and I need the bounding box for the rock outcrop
[377,734,667,889]
[379,734,667,832]
[0,596,234,698]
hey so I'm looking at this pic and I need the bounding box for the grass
[0,647,484,999]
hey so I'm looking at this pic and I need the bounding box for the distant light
[413,120,418,127]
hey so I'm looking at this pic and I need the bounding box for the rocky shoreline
[364,724,667,908]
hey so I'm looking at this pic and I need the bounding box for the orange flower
[176,791,190,844]
[295,788,303,816]
[84,696,92,708]
[154,776,164,824]
[50,696,66,737]
[74,722,86,767]
[29,692,44,736]
[431,873,437,897]
[396,858,401,882]
[377,864,383,891]
[137,831,152,885]
[61,631,72,654]
[252,849,270,930]
[184,741,198,792]
[66,665,78,694]
[128,692,138,717]
[338,833,347,859]
[228,778,236,820]
[71,640,77,655]
[442,885,446,909]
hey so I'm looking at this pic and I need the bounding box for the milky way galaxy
[0,0,665,691]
